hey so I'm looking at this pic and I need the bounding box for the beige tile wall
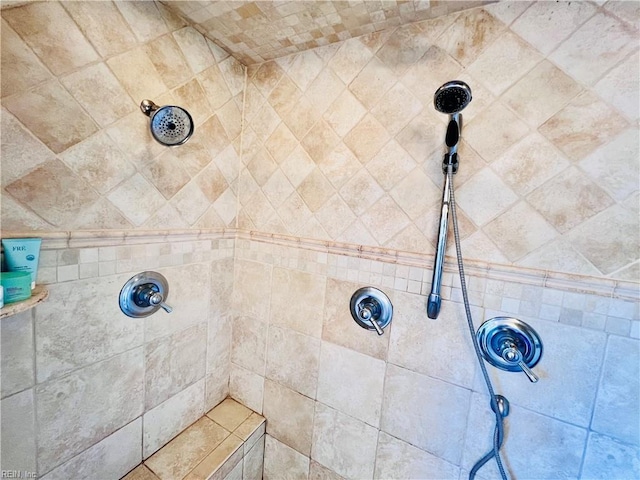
[1,0,244,232]
[238,2,639,281]
[162,0,495,65]
[231,236,639,480]
[0,236,235,478]
[1,2,639,479]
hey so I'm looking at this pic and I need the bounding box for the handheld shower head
[434,80,472,115]
[140,100,194,146]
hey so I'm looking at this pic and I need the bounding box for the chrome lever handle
[502,345,539,383]
[149,292,173,313]
[359,305,384,335]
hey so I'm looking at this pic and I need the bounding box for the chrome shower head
[433,80,472,115]
[140,99,194,146]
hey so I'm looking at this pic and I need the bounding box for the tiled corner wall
[0,234,235,479]
[163,0,494,65]
[229,236,639,480]
[238,1,639,281]
[125,398,265,480]
[1,0,245,232]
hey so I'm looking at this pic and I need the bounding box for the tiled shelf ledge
[0,285,48,319]
[123,398,265,480]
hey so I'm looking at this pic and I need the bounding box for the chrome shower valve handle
[350,287,393,336]
[148,291,173,314]
[501,343,539,383]
[120,271,173,318]
[357,303,384,335]
[476,316,543,383]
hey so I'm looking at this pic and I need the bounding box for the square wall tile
[491,132,570,196]
[463,392,587,479]
[454,168,518,227]
[511,1,597,55]
[2,1,99,76]
[466,30,542,97]
[35,274,143,383]
[1,310,34,398]
[581,432,640,479]
[143,380,205,458]
[464,102,530,164]
[231,316,268,375]
[36,348,144,473]
[233,260,272,321]
[62,1,137,58]
[435,9,505,67]
[381,364,471,465]
[263,379,315,456]
[311,403,378,480]
[375,432,460,480]
[388,293,478,389]
[107,47,167,103]
[484,201,558,262]
[0,19,52,98]
[270,267,326,337]
[316,341,385,427]
[145,323,207,410]
[527,167,614,234]
[592,336,640,445]
[539,91,628,162]
[3,81,97,154]
[550,12,638,85]
[115,1,168,44]
[61,62,135,127]
[229,364,264,414]
[40,419,141,480]
[264,435,309,480]
[265,325,320,398]
[0,389,36,473]
[502,60,582,128]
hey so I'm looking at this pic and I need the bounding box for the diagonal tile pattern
[237,2,639,278]
[160,1,495,65]
[1,0,244,232]
[1,0,638,281]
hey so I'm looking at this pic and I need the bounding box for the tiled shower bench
[123,398,265,480]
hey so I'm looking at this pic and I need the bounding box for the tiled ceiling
[161,1,493,65]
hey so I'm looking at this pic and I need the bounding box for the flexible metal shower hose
[447,165,509,480]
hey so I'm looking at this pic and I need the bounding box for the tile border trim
[3,229,638,301]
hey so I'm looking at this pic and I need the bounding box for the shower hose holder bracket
[442,152,458,174]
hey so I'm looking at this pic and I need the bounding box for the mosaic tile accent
[160,1,494,65]
[231,233,639,335]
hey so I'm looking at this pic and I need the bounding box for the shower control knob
[502,345,539,383]
[476,317,543,383]
[357,305,384,335]
[119,271,172,318]
[149,292,173,313]
[350,287,393,336]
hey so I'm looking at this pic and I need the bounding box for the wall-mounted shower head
[433,80,472,115]
[140,99,194,146]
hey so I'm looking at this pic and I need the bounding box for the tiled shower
[1,1,638,479]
